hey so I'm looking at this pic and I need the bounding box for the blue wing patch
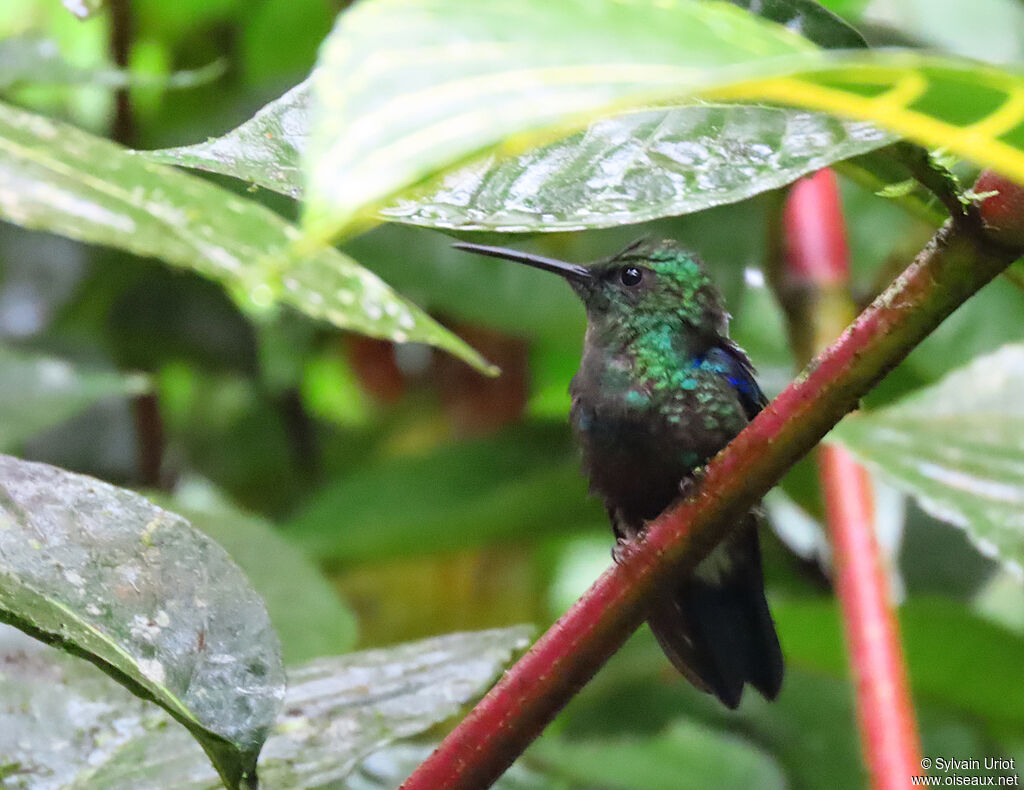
[695,342,768,420]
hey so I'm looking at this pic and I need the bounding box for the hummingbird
[454,238,783,708]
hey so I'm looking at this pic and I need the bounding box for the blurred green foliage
[1,0,1023,788]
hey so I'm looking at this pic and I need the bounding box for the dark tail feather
[647,522,783,708]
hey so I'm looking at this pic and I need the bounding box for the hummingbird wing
[703,341,769,419]
[647,340,783,708]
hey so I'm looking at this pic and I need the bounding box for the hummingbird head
[453,238,729,342]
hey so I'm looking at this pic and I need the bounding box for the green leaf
[527,720,787,790]
[831,343,1024,574]
[0,455,286,789]
[158,479,359,664]
[143,78,310,200]
[875,177,918,198]
[0,100,493,374]
[837,145,948,227]
[286,426,602,564]
[146,79,892,231]
[303,0,1024,241]
[302,0,819,237]
[816,0,870,19]
[0,344,147,451]
[0,624,531,789]
[726,0,867,48]
[772,598,1024,728]
[0,35,224,90]
[381,105,891,232]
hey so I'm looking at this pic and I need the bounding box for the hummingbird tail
[647,519,783,708]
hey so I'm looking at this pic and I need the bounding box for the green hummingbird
[455,238,783,708]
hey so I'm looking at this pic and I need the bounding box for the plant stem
[891,142,977,229]
[108,0,166,488]
[108,0,136,146]
[782,169,923,790]
[820,445,922,789]
[400,210,1019,790]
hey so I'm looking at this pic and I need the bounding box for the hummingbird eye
[620,266,643,287]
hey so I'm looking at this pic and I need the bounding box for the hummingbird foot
[678,466,707,499]
[612,534,645,565]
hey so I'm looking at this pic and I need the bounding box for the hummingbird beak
[452,242,592,284]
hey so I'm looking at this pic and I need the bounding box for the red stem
[820,446,923,789]
[784,169,923,790]
[783,169,850,287]
[400,190,1018,790]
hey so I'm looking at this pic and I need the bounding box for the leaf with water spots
[145,79,891,231]
[0,344,147,452]
[143,78,311,200]
[303,0,818,236]
[303,0,1024,241]
[831,343,1024,576]
[0,624,531,789]
[0,455,286,789]
[381,105,891,231]
[0,100,492,374]
[156,479,359,664]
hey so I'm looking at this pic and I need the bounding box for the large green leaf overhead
[0,101,492,373]
[146,79,891,231]
[303,0,1024,241]
[0,456,285,789]
[303,0,818,236]
[381,105,890,231]
[832,344,1024,575]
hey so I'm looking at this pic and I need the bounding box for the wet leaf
[0,624,531,790]
[303,0,1024,240]
[0,100,492,374]
[145,80,891,231]
[302,0,818,236]
[832,343,1024,575]
[151,481,360,668]
[0,456,286,788]
[381,105,891,232]
[0,344,147,451]
[159,479,359,664]
[144,78,310,200]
